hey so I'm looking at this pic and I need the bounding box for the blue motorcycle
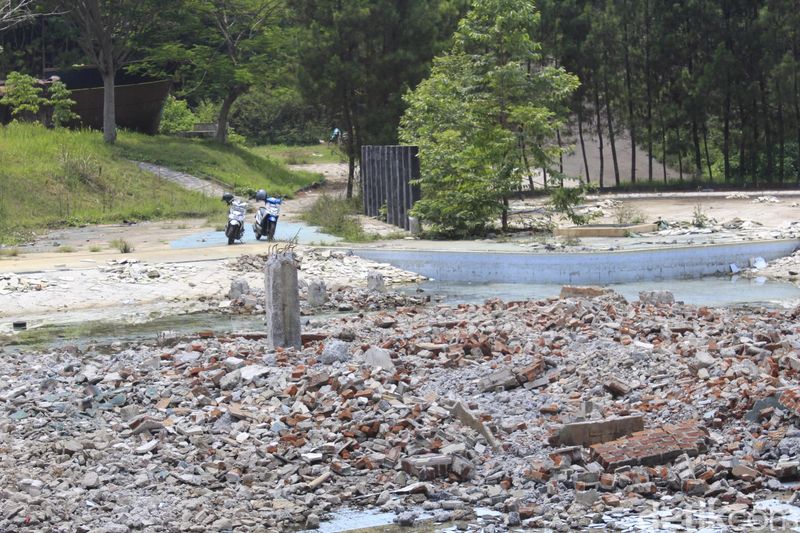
[253,189,283,241]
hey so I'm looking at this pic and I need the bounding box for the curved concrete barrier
[349,240,800,284]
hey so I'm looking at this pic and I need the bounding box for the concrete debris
[4,288,800,530]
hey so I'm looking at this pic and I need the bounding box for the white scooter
[222,193,247,245]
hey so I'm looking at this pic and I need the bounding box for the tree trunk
[723,90,731,182]
[623,1,636,183]
[645,0,653,181]
[661,121,667,182]
[603,70,621,186]
[738,103,746,183]
[502,197,509,232]
[760,76,773,182]
[794,64,800,184]
[594,82,605,189]
[347,154,355,199]
[556,128,563,175]
[691,120,702,179]
[676,128,684,182]
[215,90,242,144]
[702,124,713,181]
[100,68,116,144]
[578,102,590,184]
[778,85,785,183]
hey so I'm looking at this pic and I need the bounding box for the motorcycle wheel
[228,235,235,245]
[267,221,276,241]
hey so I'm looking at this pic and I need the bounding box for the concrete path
[137,161,227,198]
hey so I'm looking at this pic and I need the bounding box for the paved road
[137,161,227,198]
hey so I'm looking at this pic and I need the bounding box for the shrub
[48,80,78,127]
[0,71,45,118]
[613,203,646,225]
[110,239,134,253]
[159,95,196,134]
[302,194,369,242]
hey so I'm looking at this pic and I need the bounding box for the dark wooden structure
[361,145,421,230]
[0,67,171,134]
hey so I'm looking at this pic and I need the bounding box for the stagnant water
[170,221,341,249]
[406,275,800,308]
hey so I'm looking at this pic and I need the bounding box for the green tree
[48,79,78,127]
[293,0,465,198]
[140,0,284,144]
[400,0,579,236]
[0,71,44,118]
[55,0,162,144]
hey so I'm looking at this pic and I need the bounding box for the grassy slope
[250,143,344,165]
[0,124,320,243]
[117,135,321,195]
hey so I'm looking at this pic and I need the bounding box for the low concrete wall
[554,223,658,238]
[350,240,800,284]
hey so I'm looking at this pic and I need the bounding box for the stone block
[551,415,645,447]
[401,454,452,480]
[264,252,301,349]
[307,279,328,307]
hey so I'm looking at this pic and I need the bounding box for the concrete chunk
[551,416,645,447]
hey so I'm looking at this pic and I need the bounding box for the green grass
[0,123,222,243]
[116,135,322,196]
[0,247,20,257]
[0,123,320,244]
[56,245,75,253]
[302,193,376,242]
[251,144,343,166]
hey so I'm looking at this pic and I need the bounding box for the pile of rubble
[229,249,425,286]
[221,273,430,316]
[99,259,199,284]
[0,273,51,294]
[741,248,800,283]
[5,288,800,530]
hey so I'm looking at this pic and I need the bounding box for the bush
[159,95,196,134]
[549,183,598,225]
[0,71,45,118]
[613,203,646,225]
[48,80,78,127]
[110,238,134,253]
[301,194,368,241]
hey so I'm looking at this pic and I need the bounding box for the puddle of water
[405,276,800,308]
[298,507,500,533]
[0,312,267,351]
[170,221,340,249]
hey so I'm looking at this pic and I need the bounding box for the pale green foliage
[400,0,579,236]
[159,95,196,134]
[1,71,45,118]
[48,80,78,127]
[549,182,597,225]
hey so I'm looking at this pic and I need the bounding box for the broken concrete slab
[551,416,645,447]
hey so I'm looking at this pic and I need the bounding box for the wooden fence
[361,145,421,230]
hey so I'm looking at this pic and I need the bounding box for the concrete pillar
[265,251,301,349]
[307,279,328,307]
